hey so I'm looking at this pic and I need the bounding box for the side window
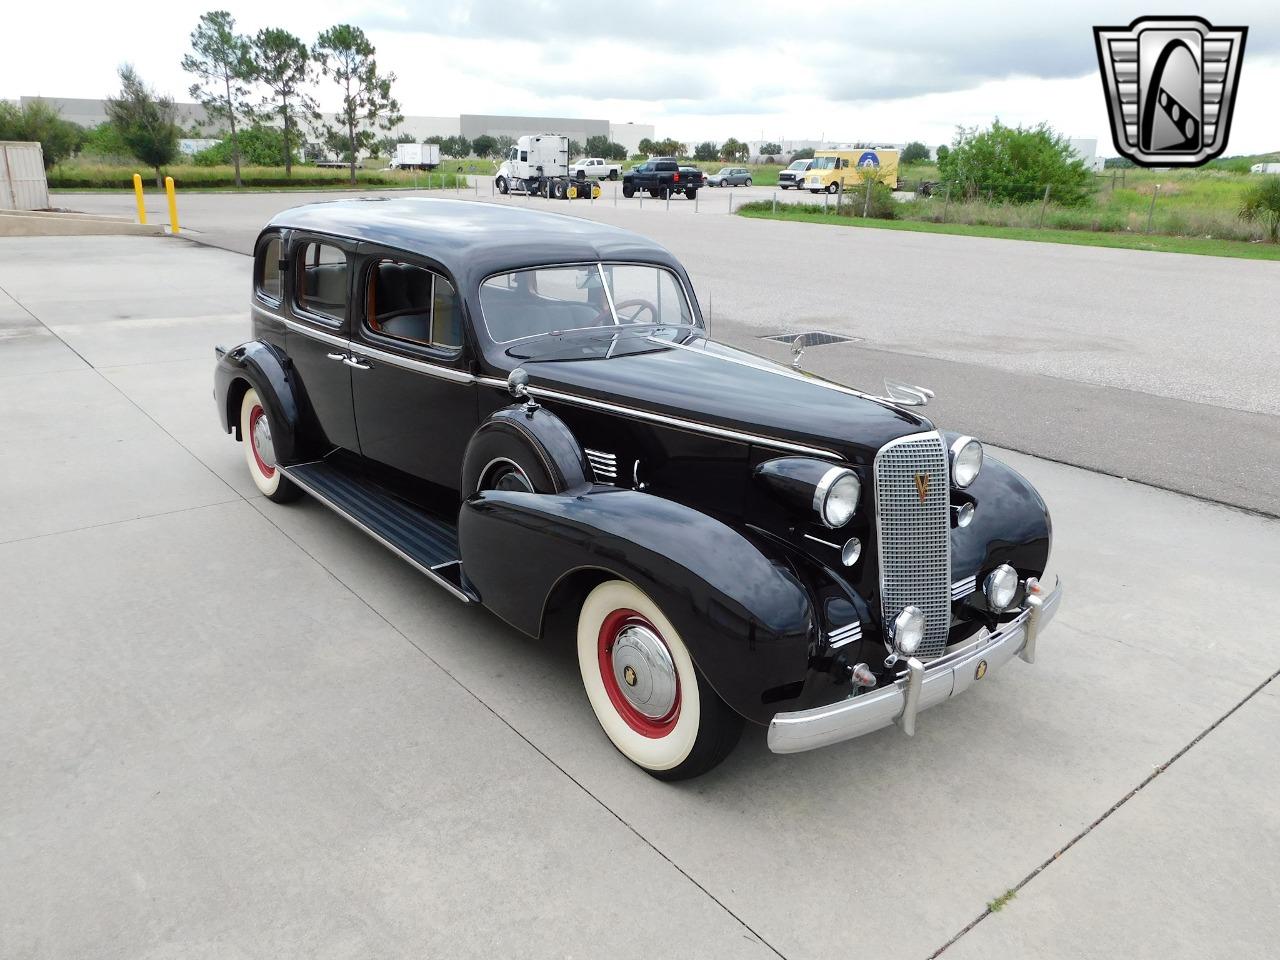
[366,259,463,351]
[295,241,349,322]
[520,150,528,162]
[257,237,283,303]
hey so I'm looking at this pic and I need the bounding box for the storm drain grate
[760,331,862,347]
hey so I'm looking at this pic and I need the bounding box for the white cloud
[3,0,1277,154]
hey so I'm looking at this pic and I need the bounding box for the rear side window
[257,237,283,303]
[366,259,463,350]
[296,242,349,322]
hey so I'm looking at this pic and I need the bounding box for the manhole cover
[760,331,862,347]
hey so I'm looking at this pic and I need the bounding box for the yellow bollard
[164,176,180,234]
[132,174,147,224]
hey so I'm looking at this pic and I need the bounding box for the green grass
[49,161,470,191]
[988,889,1017,913]
[737,203,1280,261]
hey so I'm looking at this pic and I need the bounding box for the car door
[284,233,360,452]
[349,248,477,494]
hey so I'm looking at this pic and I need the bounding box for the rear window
[656,161,677,171]
[295,242,349,322]
[257,237,282,302]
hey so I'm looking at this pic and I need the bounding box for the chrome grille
[875,431,952,660]
[585,448,618,483]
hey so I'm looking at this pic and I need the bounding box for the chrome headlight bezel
[984,563,1019,613]
[813,466,861,529]
[950,436,983,488]
[889,605,925,656]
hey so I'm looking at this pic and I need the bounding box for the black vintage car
[214,198,1062,779]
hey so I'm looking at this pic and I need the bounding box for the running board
[280,461,477,603]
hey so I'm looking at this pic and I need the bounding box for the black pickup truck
[622,158,703,200]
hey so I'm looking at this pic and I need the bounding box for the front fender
[459,486,817,725]
[214,340,303,464]
[949,438,1052,583]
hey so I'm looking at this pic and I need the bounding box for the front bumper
[768,577,1063,754]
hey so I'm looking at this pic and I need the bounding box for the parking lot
[3,194,1279,959]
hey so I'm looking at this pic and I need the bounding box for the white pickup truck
[569,157,621,180]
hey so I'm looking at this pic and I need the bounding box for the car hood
[517,336,931,466]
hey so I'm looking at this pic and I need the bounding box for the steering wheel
[609,298,660,324]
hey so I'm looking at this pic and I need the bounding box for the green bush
[0,99,83,169]
[47,162,468,190]
[193,126,299,167]
[1238,176,1280,241]
[939,120,1094,205]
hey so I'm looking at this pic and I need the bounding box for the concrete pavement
[2,233,1278,960]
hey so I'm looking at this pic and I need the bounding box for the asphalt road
[2,233,1279,960]
[62,184,1280,516]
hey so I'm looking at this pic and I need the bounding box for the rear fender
[459,486,817,725]
[214,340,303,464]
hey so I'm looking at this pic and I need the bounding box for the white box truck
[1250,162,1280,174]
[391,143,441,170]
[494,134,601,200]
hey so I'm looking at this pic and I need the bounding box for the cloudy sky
[5,1,1278,154]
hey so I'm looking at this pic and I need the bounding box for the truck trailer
[494,135,602,200]
[390,143,441,171]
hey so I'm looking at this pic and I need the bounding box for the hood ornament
[874,379,935,407]
[791,335,806,370]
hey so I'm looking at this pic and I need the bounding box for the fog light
[841,537,862,567]
[984,564,1019,612]
[851,663,877,688]
[953,502,975,528]
[889,606,925,656]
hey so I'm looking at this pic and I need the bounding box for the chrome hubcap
[251,412,276,468]
[610,623,678,720]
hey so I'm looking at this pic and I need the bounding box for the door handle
[326,352,347,361]
[343,356,372,370]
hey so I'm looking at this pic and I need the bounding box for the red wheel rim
[248,404,275,479]
[597,608,681,739]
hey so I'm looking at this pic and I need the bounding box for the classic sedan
[214,198,1062,780]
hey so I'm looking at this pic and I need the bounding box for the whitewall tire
[239,387,299,503]
[577,579,742,779]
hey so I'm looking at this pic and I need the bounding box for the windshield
[812,156,838,169]
[480,263,699,344]
[788,160,808,170]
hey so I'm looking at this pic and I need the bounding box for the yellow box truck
[802,148,899,194]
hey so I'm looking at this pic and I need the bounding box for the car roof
[265,197,682,291]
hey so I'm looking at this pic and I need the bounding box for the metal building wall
[0,142,50,211]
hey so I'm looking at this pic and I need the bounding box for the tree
[650,138,684,158]
[693,141,719,161]
[638,137,656,156]
[567,139,583,158]
[249,27,317,176]
[790,147,815,161]
[935,144,950,162]
[584,134,612,158]
[312,24,402,185]
[760,142,782,156]
[721,137,747,162]
[439,135,470,158]
[495,134,515,155]
[106,65,180,187]
[79,121,132,162]
[1239,176,1280,242]
[937,119,1093,205]
[471,134,497,158]
[900,141,930,164]
[606,140,627,161]
[182,11,253,187]
[0,100,83,169]
[371,132,416,159]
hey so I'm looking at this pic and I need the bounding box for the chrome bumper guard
[767,577,1063,754]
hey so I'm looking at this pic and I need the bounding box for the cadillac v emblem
[975,659,988,681]
[1094,16,1247,167]
[913,473,930,503]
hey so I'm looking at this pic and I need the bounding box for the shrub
[0,99,83,169]
[47,162,467,190]
[1238,176,1280,241]
[193,125,299,166]
[900,141,930,165]
[939,119,1094,206]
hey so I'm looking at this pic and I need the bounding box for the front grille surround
[874,431,952,660]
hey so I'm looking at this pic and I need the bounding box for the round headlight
[950,436,983,488]
[984,563,1019,612]
[954,502,975,528]
[840,537,861,567]
[890,606,925,656]
[814,468,860,528]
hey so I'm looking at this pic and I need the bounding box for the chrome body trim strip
[254,304,349,350]
[476,377,841,459]
[767,578,1063,754]
[951,575,978,601]
[584,448,619,481]
[279,463,474,604]
[828,621,863,649]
